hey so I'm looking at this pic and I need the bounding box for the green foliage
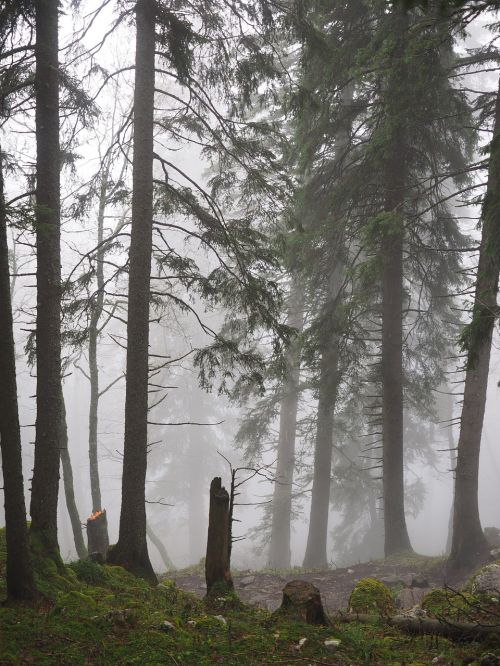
[69,559,109,586]
[0,538,495,666]
[349,578,395,616]
[422,588,477,621]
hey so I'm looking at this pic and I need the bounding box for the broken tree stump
[273,580,329,625]
[205,477,233,596]
[87,509,109,559]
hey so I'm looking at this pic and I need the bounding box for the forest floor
[1,531,500,665]
[169,553,451,612]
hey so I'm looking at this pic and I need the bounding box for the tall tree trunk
[88,167,110,553]
[268,279,304,569]
[0,146,36,600]
[30,0,62,558]
[381,7,412,557]
[302,334,340,569]
[107,0,156,583]
[449,77,500,572]
[60,390,87,560]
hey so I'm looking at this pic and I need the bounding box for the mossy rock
[349,578,394,616]
[421,588,476,620]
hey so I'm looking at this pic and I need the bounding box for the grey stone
[379,573,412,587]
[396,587,432,610]
[480,654,500,666]
[239,575,255,587]
[410,576,429,588]
[472,564,500,596]
[161,620,175,632]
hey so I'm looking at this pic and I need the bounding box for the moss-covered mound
[349,577,395,616]
[1,531,499,665]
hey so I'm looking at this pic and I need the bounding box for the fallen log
[338,612,500,642]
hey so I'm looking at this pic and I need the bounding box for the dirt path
[168,559,450,612]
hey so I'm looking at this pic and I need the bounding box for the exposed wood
[87,509,109,559]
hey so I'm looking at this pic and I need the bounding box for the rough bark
[60,391,87,560]
[381,7,412,557]
[449,77,500,572]
[268,279,304,569]
[87,509,109,558]
[205,477,233,595]
[302,334,340,569]
[274,580,329,625]
[0,146,36,600]
[30,0,62,557]
[146,522,175,571]
[106,0,156,583]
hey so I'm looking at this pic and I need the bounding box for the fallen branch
[337,612,500,642]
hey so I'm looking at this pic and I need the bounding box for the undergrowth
[1,530,499,664]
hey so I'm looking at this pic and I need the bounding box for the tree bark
[268,279,304,569]
[449,76,500,572]
[381,7,412,557]
[60,391,87,560]
[0,146,36,600]
[303,333,340,569]
[106,0,156,583]
[205,477,233,595]
[87,509,109,558]
[30,0,62,558]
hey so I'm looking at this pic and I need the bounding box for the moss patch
[349,578,395,617]
[1,534,499,665]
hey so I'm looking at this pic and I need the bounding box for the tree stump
[273,580,329,625]
[87,509,109,559]
[205,477,233,596]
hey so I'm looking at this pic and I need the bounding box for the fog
[1,1,500,578]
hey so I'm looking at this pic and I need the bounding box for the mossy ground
[0,531,499,665]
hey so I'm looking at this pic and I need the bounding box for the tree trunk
[87,509,109,558]
[449,77,500,572]
[205,477,233,595]
[302,335,340,569]
[381,7,412,557]
[268,279,304,569]
[0,146,36,600]
[30,0,62,558]
[107,0,156,583]
[60,391,87,560]
[146,522,175,571]
[88,167,109,515]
